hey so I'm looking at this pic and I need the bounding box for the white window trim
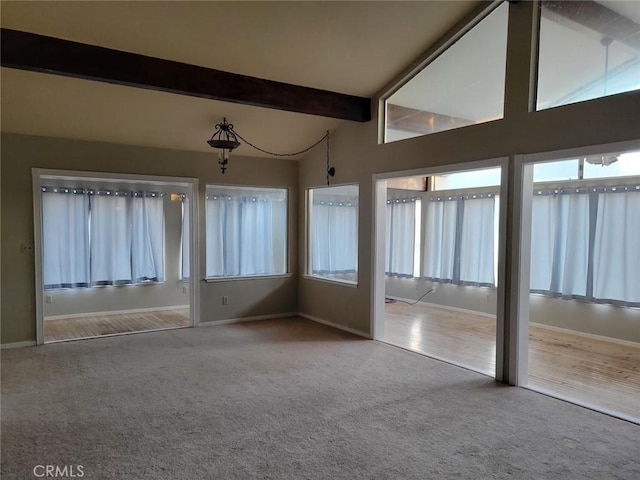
[306,183,360,285]
[302,274,359,288]
[204,184,290,278]
[204,273,293,283]
[377,0,503,144]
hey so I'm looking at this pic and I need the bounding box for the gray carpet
[2,317,638,480]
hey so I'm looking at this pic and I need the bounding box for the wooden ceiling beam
[0,28,371,122]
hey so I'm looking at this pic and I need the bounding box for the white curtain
[181,196,190,281]
[131,195,164,282]
[593,191,640,305]
[206,195,280,277]
[42,191,90,289]
[530,192,590,296]
[206,196,226,276]
[239,198,274,275]
[311,203,357,274]
[423,199,458,282]
[90,193,132,285]
[385,199,416,277]
[459,196,495,286]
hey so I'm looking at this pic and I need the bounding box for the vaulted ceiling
[0,1,480,158]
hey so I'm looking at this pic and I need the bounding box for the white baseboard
[298,313,371,339]
[530,322,640,347]
[386,296,496,318]
[1,340,37,349]
[199,312,297,327]
[44,305,190,321]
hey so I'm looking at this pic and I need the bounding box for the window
[385,197,421,278]
[583,151,640,179]
[42,187,165,290]
[536,0,640,111]
[432,168,502,191]
[205,186,287,278]
[308,185,358,284]
[533,159,580,182]
[533,151,640,182]
[384,2,508,142]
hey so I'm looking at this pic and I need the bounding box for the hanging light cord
[233,130,330,157]
[326,131,331,185]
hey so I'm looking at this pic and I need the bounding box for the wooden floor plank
[384,301,640,421]
[44,308,191,342]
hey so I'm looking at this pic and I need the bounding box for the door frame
[32,168,200,345]
[371,157,510,380]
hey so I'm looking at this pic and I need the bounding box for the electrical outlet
[431,285,437,293]
[21,243,34,254]
[222,296,229,305]
[45,295,53,304]
[182,286,188,294]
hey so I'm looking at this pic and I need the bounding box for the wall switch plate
[45,295,53,304]
[21,243,34,254]
[222,296,229,305]
[182,286,188,294]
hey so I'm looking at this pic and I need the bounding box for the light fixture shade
[207,138,240,150]
[207,118,240,152]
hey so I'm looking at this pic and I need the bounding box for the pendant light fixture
[207,118,335,184]
[207,118,241,174]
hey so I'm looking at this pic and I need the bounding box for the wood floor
[384,301,640,422]
[44,308,191,343]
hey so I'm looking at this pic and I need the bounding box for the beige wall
[297,2,640,336]
[1,133,298,344]
[298,96,640,335]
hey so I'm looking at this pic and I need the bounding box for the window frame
[204,184,290,281]
[305,183,360,286]
[379,1,507,144]
[534,0,640,112]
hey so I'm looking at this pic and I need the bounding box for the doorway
[33,169,199,344]
[372,159,507,378]
[518,145,640,422]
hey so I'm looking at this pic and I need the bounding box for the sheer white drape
[593,191,640,304]
[530,192,590,296]
[385,199,416,277]
[530,187,639,306]
[90,194,133,285]
[423,199,457,281]
[42,191,90,289]
[311,203,358,274]
[131,195,164,282]
[240,198,274,275]
[206,196,225,276]
[206,195,282,277]
[181,196,190,281]
[460,196,495,285]
[422,195,496,286]
[43,189,165,289]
